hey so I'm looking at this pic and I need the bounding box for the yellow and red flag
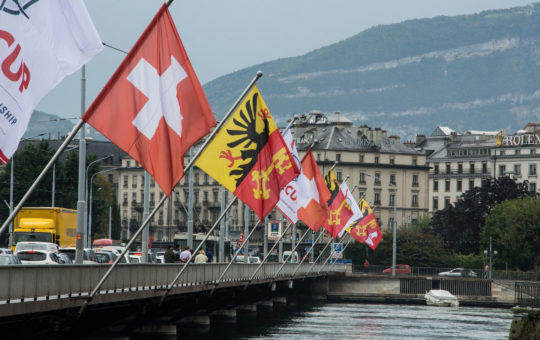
[322,170,354,238]
[195,85,300,221]
[346,199,383,250]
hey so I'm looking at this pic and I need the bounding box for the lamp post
[88,168,117,248]
[484,236,498,279]
[84,155,112,247]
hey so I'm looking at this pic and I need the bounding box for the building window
[515,149,521,155]
[123,176,128,188]
[499,165,506,177]
[458,163,463,174]
[132,175,137,188]
[390,157,395,165]
[203,190,209,202]
[444,197,451,208]
[374,192,381,205]
[390,174,396,185]
[194,173,199,185]
[469,163,475,174]
[412,174,418,187]
[433,180,439,192]
[434,164,439,174]
[514,164,521,176]
[469,180,475,190]
[457,180,462,191]
[213,189,219,202]
[336,171,342,182]
[412,194,418,207]
[131,192,137,202]
[204,174,209,184]
[500,150,505,156]
[359,154,364,162]
[531,149,536,155]
[482,162,488,174]
[126,161,131,167]
[433,197,439,210]
[123,192,128,203]
[375,156,379,164]
[151,178,156,187]
[359,172,366,184]
[108,174,114,182]
[446,163,451,174]
[150,192,155,203]
[412,158,417,166]
[389,193,395,207]
[530,164,537,176]
[445,180,450,192]
[374,172,381,185]
[317,153,321,161]
[530,182,537,193]
[336,154,341,162]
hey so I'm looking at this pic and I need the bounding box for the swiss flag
[83,4,216,196]
[297,150,331,231]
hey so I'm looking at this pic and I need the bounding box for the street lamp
[484,236,498,279]
[88,167,117,248]
[84,155,112,247]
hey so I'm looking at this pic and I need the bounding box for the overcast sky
[36,0,535,120]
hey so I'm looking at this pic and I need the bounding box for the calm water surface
[177,302,512,340]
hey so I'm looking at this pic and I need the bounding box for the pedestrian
[195,249,208,264]
[164,246,175,263]
[174,244,180,262]
[364,259,370,273]
[484,264,489,278]
[205,250,213,263]
[179,247,192,263]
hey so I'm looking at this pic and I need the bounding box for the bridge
[0,262,341,337]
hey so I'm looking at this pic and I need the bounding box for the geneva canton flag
[0,0,103,164]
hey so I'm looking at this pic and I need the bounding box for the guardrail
[0,263,335,305]
[515,281,540,307]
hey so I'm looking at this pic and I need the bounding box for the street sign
[331,242,343,259]
[268,220,281,240]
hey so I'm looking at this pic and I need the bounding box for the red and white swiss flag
[297,150,331,231]
[83,4,216,195]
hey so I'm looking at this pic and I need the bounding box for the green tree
[482,197,540,271]
[430,176,533,255]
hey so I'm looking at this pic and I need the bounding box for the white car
[14,241,58,254]
[438,268,478,278]
[59,248,97,264]
[17,250,60,265]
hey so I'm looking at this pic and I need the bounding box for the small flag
[296,150,331,231]
[276,125,301,224]
[83,5,216,196]
[347,199,383,250]
[323,170,354,238]
[337,181,363,238]
[0,0,103,164]
[195,85,299,221]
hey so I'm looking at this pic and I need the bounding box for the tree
[430,176,533,255]
[482,197,540,271]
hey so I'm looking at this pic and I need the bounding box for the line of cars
[380,264,478,277]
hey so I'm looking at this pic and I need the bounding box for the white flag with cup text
[0,0,103,163]
[276,125,301,224]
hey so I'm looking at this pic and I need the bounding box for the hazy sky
[36,0,535,120]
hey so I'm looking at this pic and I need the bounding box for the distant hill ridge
[203,3,540,139]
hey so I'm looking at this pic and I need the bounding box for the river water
[175,302,513,340]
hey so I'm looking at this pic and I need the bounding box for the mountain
[203,3,540,139]
[26,111,105,141]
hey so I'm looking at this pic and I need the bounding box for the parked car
[16,250,60,265]
[382,264,411,274]
[248,256,261,264]
[94,248,129,263]
[155,251,165,263]
[59,248,97,264]
[94,251,117,264]
[58,252,73,264]
[0,254,21,265]
[438,268,478,278]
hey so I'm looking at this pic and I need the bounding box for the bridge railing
[0,263,335,304]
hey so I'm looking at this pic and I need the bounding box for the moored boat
[424,289,459,307]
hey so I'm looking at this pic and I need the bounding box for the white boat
[424,289,459,307]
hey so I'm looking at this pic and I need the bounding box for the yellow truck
[11,207,77,251]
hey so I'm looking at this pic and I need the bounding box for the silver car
[438,268,478,277]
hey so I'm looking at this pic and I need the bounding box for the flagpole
[158,195,239,306]
[0,119,85,237]
[304,237,333,277]
[211,219,262,294]
[291,230,324,277]
[272,227,311,279]
[245,221,293,286]
[78,72,264,317]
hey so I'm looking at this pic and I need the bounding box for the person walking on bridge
[164,246,175,263]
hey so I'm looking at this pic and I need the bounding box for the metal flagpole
[211,219,261,293]
[291,230,324,277]
[142,171,150,263]
[272,227,310,279]
[0,119,85,238]
[245,221,293,286]
[304,237,333,277]
[78,71,264,317]
[158,195,238,306]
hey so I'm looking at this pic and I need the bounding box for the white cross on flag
[0,0,103,164]
[83,4,216,196]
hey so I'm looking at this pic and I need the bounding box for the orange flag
[323,170,354,238]
[347,199,383,250]
[296,150,331,231]
[82,5,216,196]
